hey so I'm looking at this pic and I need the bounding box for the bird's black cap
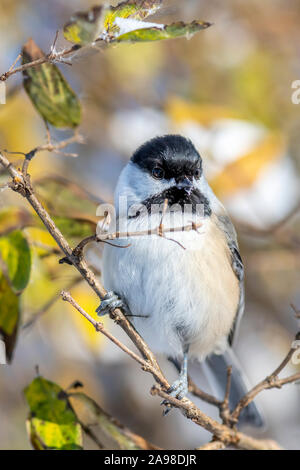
[131,135,202,180]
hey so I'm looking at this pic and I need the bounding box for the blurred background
[0,0,300,450]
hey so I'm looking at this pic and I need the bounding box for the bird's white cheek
[137,176,176,200]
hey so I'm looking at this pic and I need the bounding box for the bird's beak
[176,176,193,192]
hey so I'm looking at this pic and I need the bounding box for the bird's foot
[96,291,126,317]
[168,376,189,399]
[161,376,189,416]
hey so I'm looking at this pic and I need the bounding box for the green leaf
[0,230,31,292]
[27,419,82,450]
[115,19,211,43]
[70,392,154,450]
[24,377,83,450]
[22,38,81,128]
[53,216,95,240]
[63,6,105,45]
[104,0,162,33]
[0,272,20,362]
[35,176,99,216]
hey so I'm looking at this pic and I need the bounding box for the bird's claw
[161,401,173,416]
[167,377,188,399]
[96,291,125,317]
[160,377,188,416]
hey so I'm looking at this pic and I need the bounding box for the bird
[97,134,263,426]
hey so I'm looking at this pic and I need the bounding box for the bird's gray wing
[204,211,264,427]
[216,214,244,347]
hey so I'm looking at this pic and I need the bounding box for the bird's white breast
[102,212,239,360]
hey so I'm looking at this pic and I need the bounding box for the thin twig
[219,366,233,426]
[291,303,300,319]
[96,223,202,242]
[50,31,59,55]
[0,44,80,82]
[4,132,84,176]
[196,440,226,450]
[188,377,222,407]
[224,366,233,404]
[0,151,164,376]
[8,54,22,73]
[0,150,296,450]
[61,291,169,389]
[23,277,83,329]
[231,337,300,422]
[158,198,168,236]
[150,386,282,450]
[61,290,283,450]
[65,217,202,263]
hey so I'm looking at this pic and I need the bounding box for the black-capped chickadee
[98,135,263,426]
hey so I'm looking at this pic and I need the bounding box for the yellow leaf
[25,227,58,248]
[166,96,240,126]
[22,39,81,128]
[67,285,105,352]
[210,133,285,198]
[0,94,41,151]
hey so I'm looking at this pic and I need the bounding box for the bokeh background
[0,0,300,449]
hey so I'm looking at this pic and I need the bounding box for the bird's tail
[202,348,264,428]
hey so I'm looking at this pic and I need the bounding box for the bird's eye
[152,167,165,179]
[194,168,201,179]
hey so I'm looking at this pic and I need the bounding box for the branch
[4,131,84,177]
[61,290,282,450]
[61,291,169,389]
[0,44,80,82]
[63,219,202,263]
[30,131,84,157]
[150,386,282,450]
[196,440,225,450]
[1,150,297,450]
[96,222,202,242]
[188,377,222,407]
[231,334,300,423]
[22,276,83,329]
[0,150,163,376]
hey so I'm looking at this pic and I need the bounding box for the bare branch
[0,150,163,376]
[95,218,202,252]
[64,217,202,264]
[61,290,284,450]
[150,386,282,450]
[231,336,300,422]
[61,291,169,389]
[1,150,297,451]
[8,53,22,74]
[196,440,226,450]
[23,277,83,329]
[291,303,300,319]
[219,366,233,426]
[0,44,80,82]
[188,377,222,407]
